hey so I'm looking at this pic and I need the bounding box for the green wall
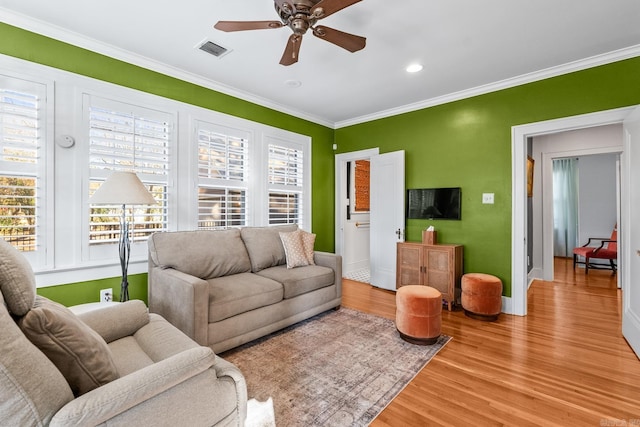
[2,22,639,303]
[0,23,335,306]
[335,56,640,296]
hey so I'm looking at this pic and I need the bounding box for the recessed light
[284,79,302,88]
[406,64,423,73]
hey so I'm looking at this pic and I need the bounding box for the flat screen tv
[406,187,461,220]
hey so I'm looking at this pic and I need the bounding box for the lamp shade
[90,171,157,205]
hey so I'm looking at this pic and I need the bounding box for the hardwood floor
[341,258,640,426]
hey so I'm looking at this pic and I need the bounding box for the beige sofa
[147,225,342,353]
[0,239,247,426]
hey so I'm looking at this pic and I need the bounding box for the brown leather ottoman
[461,273,502,321]
[396,285,442,345]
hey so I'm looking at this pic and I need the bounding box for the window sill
[34,258,148,288]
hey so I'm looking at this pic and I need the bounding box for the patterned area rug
[221,308,451,426]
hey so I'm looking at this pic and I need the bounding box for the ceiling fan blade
[280,34,303,66]
[311,0,362,19]
[312,25,366,52]
[214,21,284,32]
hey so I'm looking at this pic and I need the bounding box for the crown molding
[335,44,640,129]
[0,9,334,128]
[3,8,639,130]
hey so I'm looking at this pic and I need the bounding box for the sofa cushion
[257,265,335,299]
[280,230,309,269]
[241,225,298,272]
[0,293,74,425]
[148,229,251,279]
[300,229,316,265]
[18,296,120,396]
[208,273,283,322]
[0,238,36,316]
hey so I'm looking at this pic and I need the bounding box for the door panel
[622,106,640,358]
[370,151,405,291]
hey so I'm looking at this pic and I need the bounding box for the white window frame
[0,70,53,268]
[81,93,175,264]
[263,133,312,229]
[194,120,250,230]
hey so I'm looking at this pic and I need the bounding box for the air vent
[197,40,230,58]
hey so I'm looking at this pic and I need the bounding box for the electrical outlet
[100,288,113,303]
[482,193,495,204]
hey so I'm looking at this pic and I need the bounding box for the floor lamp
[89,171,156,302]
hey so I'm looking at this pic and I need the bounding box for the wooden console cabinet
[396,242,463,311]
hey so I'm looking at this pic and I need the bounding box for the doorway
[532,126,622,284]
[335,149,379,284]
[511,106,635,316]
[334,149,406,290]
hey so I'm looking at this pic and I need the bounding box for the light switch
[482,193,494,204]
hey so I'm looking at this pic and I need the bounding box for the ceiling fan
[214,0,366,66]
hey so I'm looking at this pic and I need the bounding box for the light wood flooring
[341,258,640,426]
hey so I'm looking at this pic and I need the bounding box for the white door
[622,107,640,358]
[370,151,405,290]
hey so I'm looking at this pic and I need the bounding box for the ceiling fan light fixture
[406,63,423,73]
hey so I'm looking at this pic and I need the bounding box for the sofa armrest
[314,251,343,299]
[50,347,230,426]
[212,356,248,424]
[148,267,209,346]
[76,300,149,343]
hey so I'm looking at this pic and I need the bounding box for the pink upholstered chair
[572,225,617,274]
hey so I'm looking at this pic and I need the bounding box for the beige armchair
[0,239,247,426]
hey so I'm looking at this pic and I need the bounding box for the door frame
[334,148,379,258]
[511,106,635,316]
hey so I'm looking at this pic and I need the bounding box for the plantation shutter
[88,96,170,245]
[267,143,304,227]
[0,78,45,254]
[196,121,249,229]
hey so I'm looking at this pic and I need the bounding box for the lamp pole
[118,204,131,302]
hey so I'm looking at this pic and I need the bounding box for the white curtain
[553,158,579,257]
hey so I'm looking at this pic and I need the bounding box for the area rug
[221,308,451,427]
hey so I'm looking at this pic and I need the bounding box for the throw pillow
[18,296,119,396]
[299,230,316,265]
[279,230,309,269]
[0,238,36,316]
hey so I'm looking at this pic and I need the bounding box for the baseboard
[501,296,513,315]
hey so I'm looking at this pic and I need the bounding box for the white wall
[578,153,618,246]
[530,124,622,278]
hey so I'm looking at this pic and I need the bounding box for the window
[0,56,313,285]
[267,142,304,227]
[87,96,170,248]
[196,122,249,229]
[0,77,46,259]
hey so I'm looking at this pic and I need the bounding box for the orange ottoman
[461,273,502,321]
[396,285,442,345]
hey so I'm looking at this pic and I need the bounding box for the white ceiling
[2,0,640,127]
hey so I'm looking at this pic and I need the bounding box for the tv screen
[406,187,461,220]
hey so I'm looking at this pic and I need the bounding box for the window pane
[89,180,167,245]
[0,176,37,251]
[198,130,248,181]
[268,192,300,225]
[1,89,39,164]
[268,144,303,187]
[198,187,246,230]
[87,98,171,247]
[1,84,41,254]
[89,106,169,176]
